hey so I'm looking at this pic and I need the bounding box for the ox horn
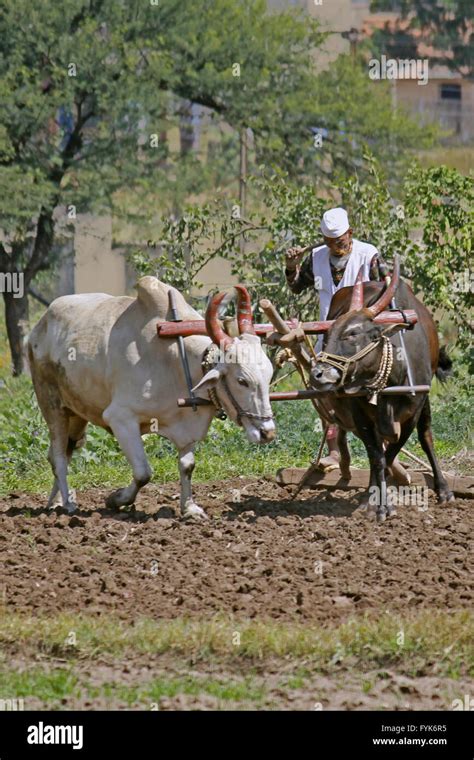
[205,292,233,348]
[235,285,256,335]
[349,266,365,310]
[366,254,400,317]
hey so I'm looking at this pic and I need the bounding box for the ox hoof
[48,488,77,511]
[105,489,135,510]
[182,503,208,521]
[376,511,387,524]
[438,491,455,504]
[55,501,77,515]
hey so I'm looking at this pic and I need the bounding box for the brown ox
[310,255,454,522]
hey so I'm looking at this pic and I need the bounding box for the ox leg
[45,411,78,514]
[416,398,454,503]
[337,428,351,481]
[178,444,207,520]
[47,416,87,510]
[352,407,390,522]
[102,407,152,509]
[384,418,417,479]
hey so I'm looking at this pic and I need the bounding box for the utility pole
[239,127,247,255]
[341,27,361,61]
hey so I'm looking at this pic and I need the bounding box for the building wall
[394,76,474,143]
[307,0,370,66]
[191,257,238,298]
[74,215,127,296]
[268,0,370,67]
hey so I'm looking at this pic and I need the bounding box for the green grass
[0,369,471,495]
[0,666,264,708]
[114,675,264,705]
[0,610,472,708]
[1,610,472,678]
[0,668,81,702]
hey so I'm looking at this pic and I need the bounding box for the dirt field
[1,477,472,622]
[1,476,473,709]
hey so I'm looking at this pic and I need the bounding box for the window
[440,83,462,101]
[367,0,401,9]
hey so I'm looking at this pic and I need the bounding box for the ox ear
[191,367,223,394]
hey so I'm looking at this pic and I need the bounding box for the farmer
[285,207,390,469]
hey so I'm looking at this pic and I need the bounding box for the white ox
[27,277,275,519]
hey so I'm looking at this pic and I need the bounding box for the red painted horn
[205,292,233,348]
[349,266,365,310]
[235,285,256,335]
[367,255,400,318]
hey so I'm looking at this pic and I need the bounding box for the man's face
[324,228,353,256]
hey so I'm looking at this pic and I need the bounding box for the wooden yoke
[157,310,418,338]
[258,299,335,433]
[259,298,312,372]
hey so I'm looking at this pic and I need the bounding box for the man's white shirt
[312,239,379,323]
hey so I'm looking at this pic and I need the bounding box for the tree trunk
[1,206,56,376]
[3,289,30,376]
[179,100,195,155]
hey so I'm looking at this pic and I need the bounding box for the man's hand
[285,246,307,271]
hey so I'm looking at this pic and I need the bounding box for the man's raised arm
[285,246,315,294]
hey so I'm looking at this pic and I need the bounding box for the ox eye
[237,377,249,387]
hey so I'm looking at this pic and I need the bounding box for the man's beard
[329,241,353,268]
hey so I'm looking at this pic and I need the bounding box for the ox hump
[135,276,202,321]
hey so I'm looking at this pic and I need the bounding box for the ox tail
[435,346,453,382]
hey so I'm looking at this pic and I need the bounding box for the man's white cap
[320,207,350,238]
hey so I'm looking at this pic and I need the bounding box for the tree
[370,0,473,79]
[131,153,473,362]
[0,0,170,373]
[0,0,434,374]
[138,0,433,173]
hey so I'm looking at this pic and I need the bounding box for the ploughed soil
[0,477,472,709]
[0,477,472,623]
